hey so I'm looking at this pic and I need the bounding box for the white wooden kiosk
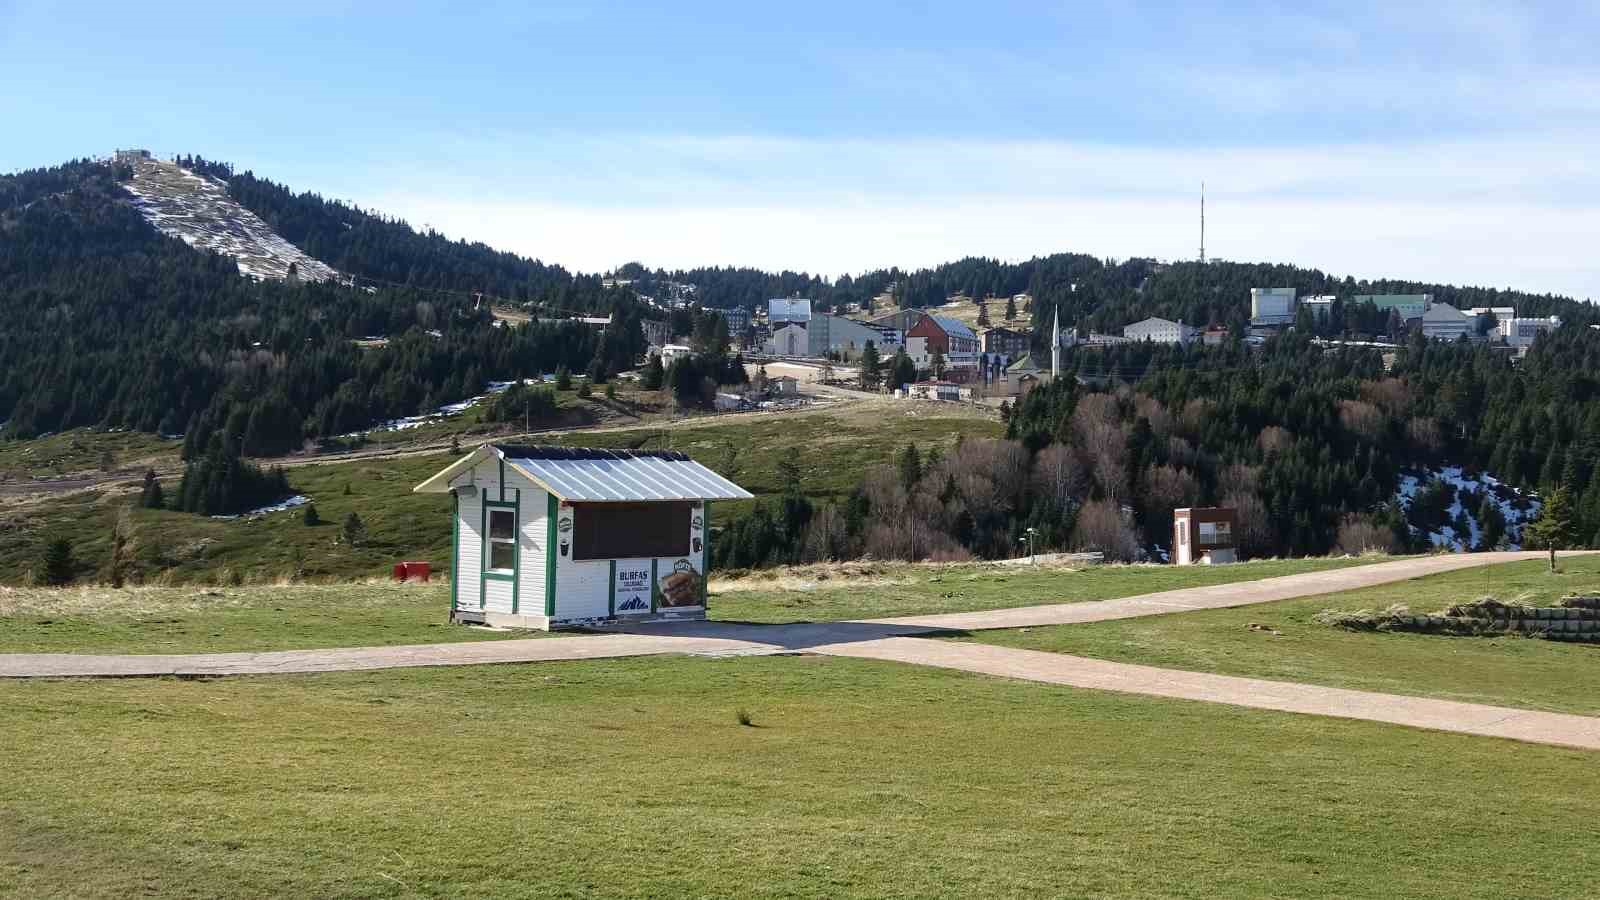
[414,444,753,630]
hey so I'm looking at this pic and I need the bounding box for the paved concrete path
[6,550,1599,751]
[814,637,1600,752]
[0,634,775,678]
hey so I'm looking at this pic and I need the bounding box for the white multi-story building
[1123,316,1198,345]
[1250,288,1297,326]
[659,344,693,366]
[1498,316,1561,349]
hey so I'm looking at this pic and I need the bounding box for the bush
[577,380,593,399]
[555,365,573,391]
[1313,604,1410,631]
[302,503,321,526]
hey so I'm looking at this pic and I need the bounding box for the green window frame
[480,497,520,612]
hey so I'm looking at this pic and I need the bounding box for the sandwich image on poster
[657,558,702,608]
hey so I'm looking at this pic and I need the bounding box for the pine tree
[40,537,73,586]
[555,365,573,391]
[1525,483,1579,572]
[899,443,922,488]
[342,511,368,547]
[930,346,947,379]
[1005,295,1018,321]
[303,503,321,526]
[859,343,882,392]
[641,355,666,390]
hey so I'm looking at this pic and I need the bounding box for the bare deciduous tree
[1257,426,1293,454]
[1071,499,1140,562]
[1337,399,1385,442]
[1133,396,1173,440]
[1335,514,1399,555]
[800,503,850,562]
[1359,377,1413,416]
[1221,490,1273,559]
[1217,462,1261,496]
[1179,398,1212,438]
[1032,444,1087,514]
[1407,417,1442,454]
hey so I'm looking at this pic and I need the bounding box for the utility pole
[1199,181,1206,264]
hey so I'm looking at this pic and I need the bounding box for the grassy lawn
[0,582,548,654]
[960,555,1600,716]
[0,406,998,586]
[0,557,1381,654]
[709,556,1383,624]
[2,656,1596,898]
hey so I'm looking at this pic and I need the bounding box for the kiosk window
[488,509,516,570]
[573,502,691,560]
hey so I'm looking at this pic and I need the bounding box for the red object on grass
[393,561,432,582]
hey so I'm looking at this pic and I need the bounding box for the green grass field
[0,582,527,654]
[4,656,1597,898]
[960,555,1600,716]
[0,557,1376,654]
[0,405,999,586]
[708,556,1379,623]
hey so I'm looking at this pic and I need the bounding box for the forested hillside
[712,327,1600,569]
[0,159,647,450]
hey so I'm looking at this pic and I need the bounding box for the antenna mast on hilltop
[1198,181,1206,264]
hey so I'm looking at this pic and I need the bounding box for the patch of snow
[212,494,311,520]
[1394,465,1539,551]
[122,157,342,284]
[340,379,539,437]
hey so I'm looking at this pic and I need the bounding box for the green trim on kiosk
[482,495,521,613]
[545,493,559,617]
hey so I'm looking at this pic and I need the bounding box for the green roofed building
[1354,293,1432,322]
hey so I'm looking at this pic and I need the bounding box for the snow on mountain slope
[120,156,342,283]
[1396,465,1540,551]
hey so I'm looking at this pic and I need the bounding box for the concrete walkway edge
[814,636,1600,751]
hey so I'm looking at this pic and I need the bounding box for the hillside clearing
[0,407,1000,587]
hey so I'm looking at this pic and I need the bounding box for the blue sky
[3,1,1597,298]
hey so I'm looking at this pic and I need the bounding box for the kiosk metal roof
[414,444,753,502]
